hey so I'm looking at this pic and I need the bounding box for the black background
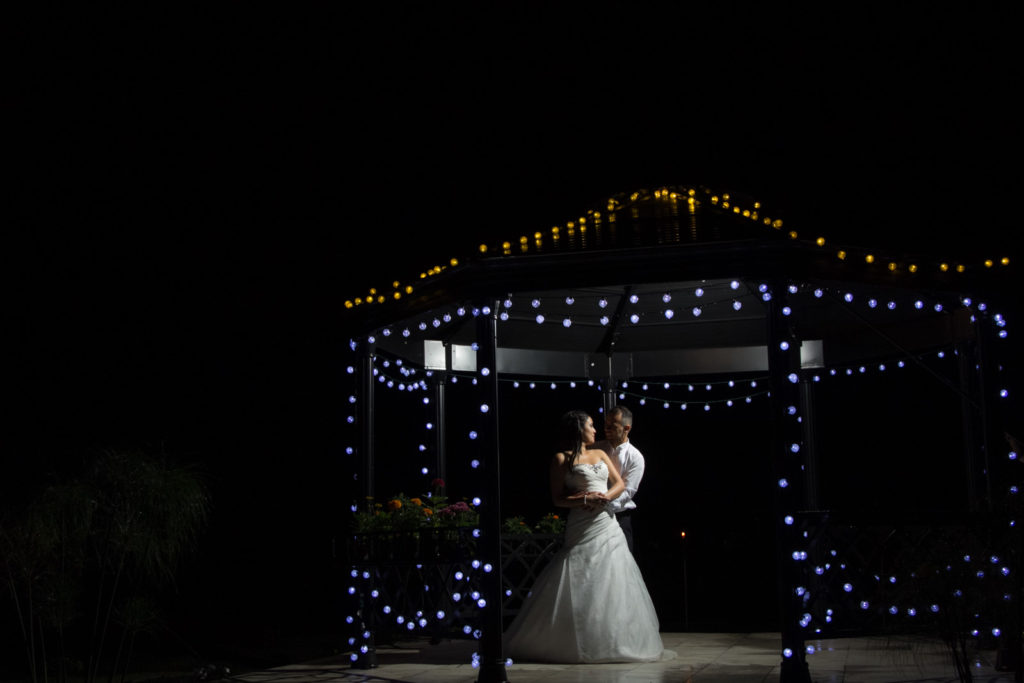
[7,3,1022,670]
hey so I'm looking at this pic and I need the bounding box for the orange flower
[387,499,402,511]
[410,498,423,506]
[423,508,433,515]
[552,515,559,520]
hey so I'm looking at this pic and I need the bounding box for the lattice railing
[793,512,1019,646]
[342,530,565,649]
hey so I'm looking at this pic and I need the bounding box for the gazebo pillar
[359,338,376,505]
[432,373,447,485]
[474,300,509,683]
[766,283,812,683]
[353,337,378,669]
[798,378,820,511]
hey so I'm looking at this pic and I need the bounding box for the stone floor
[232,632,1015,682]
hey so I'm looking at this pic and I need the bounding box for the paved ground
[230,632,1015,683]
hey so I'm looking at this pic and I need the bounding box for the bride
[503,410,664,663]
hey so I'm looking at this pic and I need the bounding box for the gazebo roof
[342,185,1013,379]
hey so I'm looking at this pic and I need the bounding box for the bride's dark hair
[557,410,590,469]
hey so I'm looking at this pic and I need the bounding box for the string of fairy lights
[341,185,1012,312]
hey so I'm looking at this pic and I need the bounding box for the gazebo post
[432,372,447,485]
[798,378,820,511]
[474,300,509,683]
[353,337,378,669]
[359,337,376,512]
[767,283,812,683]
[603,359,617,416]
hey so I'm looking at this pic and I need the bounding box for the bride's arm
[549,452,589,508]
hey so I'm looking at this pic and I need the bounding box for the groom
[596,404,646,555]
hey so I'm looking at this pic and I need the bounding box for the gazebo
[339,185,1019,683]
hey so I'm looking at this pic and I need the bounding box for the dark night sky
[7,3,1023,656]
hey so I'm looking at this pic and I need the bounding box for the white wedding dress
[503,461,664,663]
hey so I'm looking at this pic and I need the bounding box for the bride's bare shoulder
[577,447,608,464]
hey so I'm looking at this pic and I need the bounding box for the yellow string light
[342,185,1013,314]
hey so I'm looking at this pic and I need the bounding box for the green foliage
[0,448,209,683]
[534,512,566,534]
[501,512,566,535]
[502,516,530,534]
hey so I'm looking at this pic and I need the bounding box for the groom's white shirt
[598,438,645,514]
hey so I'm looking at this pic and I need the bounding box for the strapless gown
[503,461,664,663]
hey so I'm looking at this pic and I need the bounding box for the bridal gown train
[503,461,664,663]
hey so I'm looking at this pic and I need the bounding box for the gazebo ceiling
[345,185,1010,377]
[370,273,968,380]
